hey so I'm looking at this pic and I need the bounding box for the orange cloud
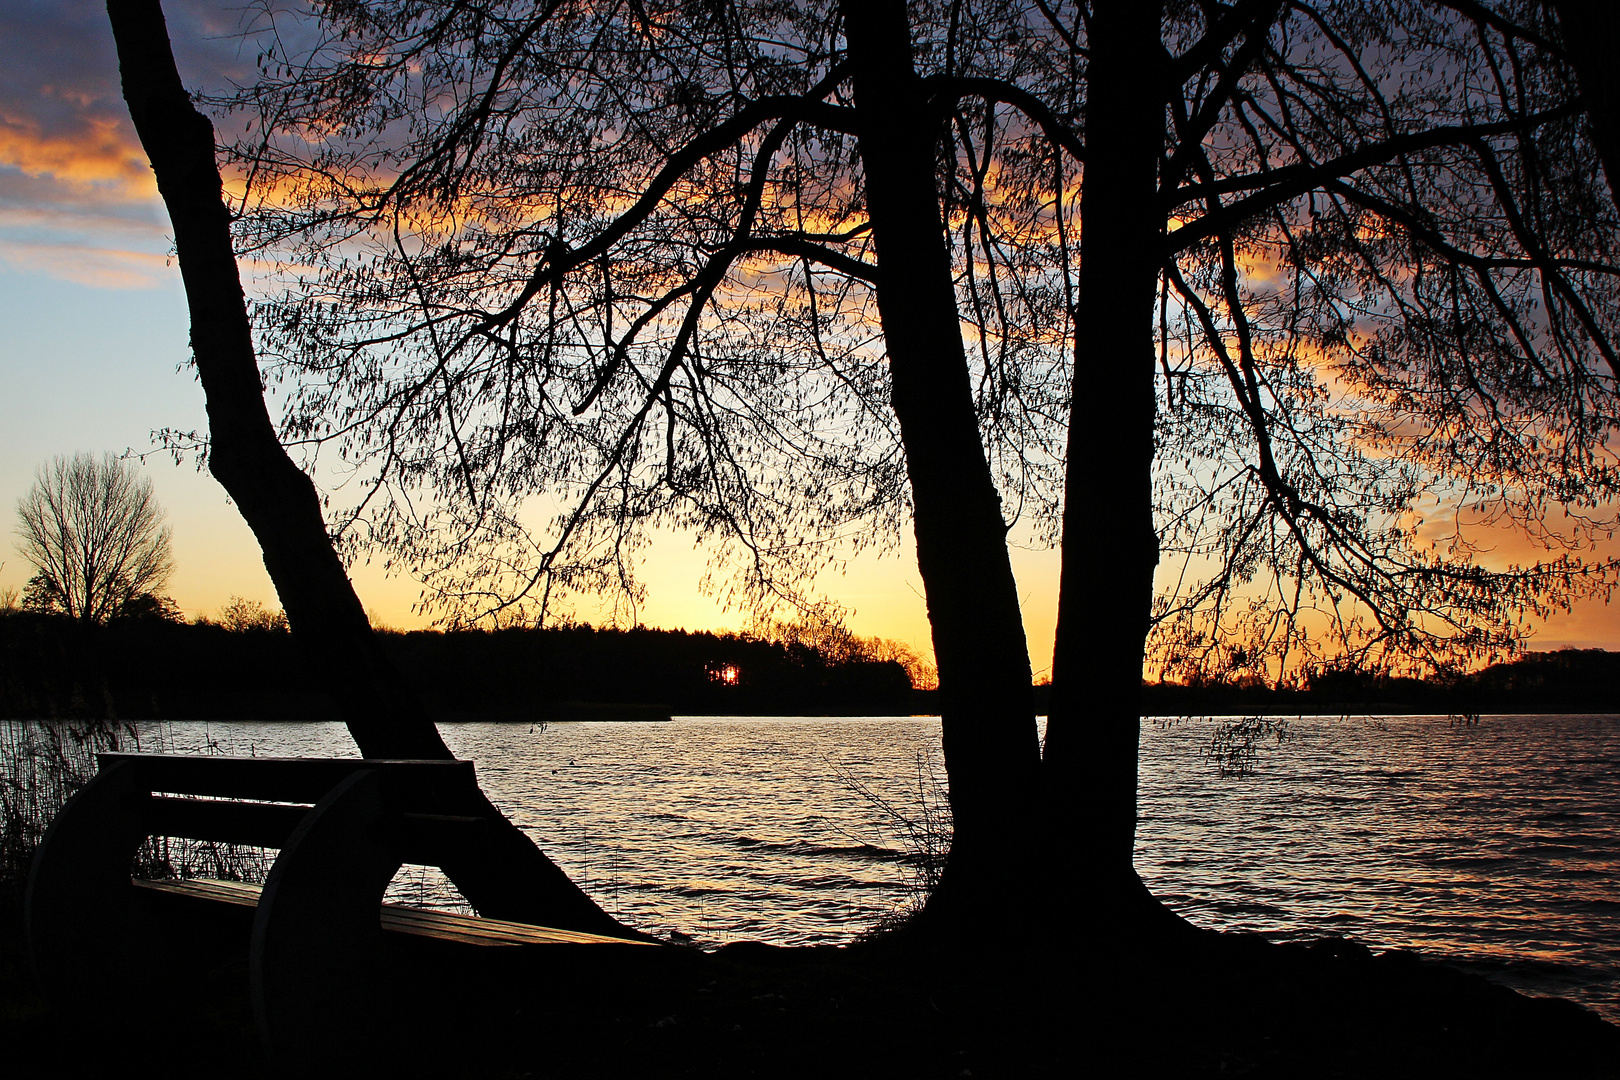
[0,109,153,198]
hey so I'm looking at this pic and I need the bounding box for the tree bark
[842,0,1043,923]
[106,0,636,937]
[1045,0,1178,925]
[1550,1,1620,211]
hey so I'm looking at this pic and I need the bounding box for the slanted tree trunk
[1045,0,1182,928]
[842,0,1044,925]
[1551,2,1620,211]
[1549,4,1620,394]
[106,0,635,937]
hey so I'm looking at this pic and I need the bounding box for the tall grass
[0,718,117,884]
[0,719,269,886]
[841,752,953,935]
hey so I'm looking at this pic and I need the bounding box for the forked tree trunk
[106,0,636,937]
[842,0,1044,924]
[1045,0,1181,927]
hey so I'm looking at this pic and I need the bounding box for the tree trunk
[1551,1,1620,211]
[1045,0,1181,928]
[106,0,636,937]
[842,0,1044,924]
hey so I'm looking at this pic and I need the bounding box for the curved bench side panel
[24,759,150,1008]
[249,768,402,1061]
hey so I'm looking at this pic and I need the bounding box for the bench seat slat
[131,878,651,947]
[135,876,262,907]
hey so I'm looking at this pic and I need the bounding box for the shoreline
[3,881,1616,1078]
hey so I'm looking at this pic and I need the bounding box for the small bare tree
[14,453,174,624]
[218,595,289,633]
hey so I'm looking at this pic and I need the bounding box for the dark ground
[3,885,1616,1079]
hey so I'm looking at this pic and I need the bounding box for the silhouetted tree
[113,591,183,623]
[216,0,1048,922]
[1549,1,1620,209]
[217,595,288,633]
[187,0,1620,932]
[105,0,636,936]
[1049,1,1620,918]
[19,575,62,616]
[14,453,174,625]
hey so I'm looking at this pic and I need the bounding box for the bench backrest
[99,752,477,806]
[94,753,488,865]
[29,751,500,1058]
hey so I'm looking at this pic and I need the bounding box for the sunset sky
[0,1,1008,666]
[1,1,1615,668]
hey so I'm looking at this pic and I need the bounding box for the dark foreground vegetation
[2,878,1616,1080]
[0,610,917,721]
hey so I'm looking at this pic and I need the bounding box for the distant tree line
[0,607,919,722]
[1129,650,1620,717]
[3,448,921,719]
[9,580,1605,722]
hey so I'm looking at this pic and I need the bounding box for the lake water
[108,713,1620,1021]
[1138,714,1620,1023]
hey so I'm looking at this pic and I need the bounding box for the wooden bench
[25,752,649,1058]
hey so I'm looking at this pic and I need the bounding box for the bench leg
[250,768,402,1065]
[24,759,149,1008]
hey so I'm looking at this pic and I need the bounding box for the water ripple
[119,713,1620,1021]
[1136,713,1620,1022]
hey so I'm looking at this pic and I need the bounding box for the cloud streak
[0,0,259,288]
[0,110,152,194]
[0,240,174,290]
